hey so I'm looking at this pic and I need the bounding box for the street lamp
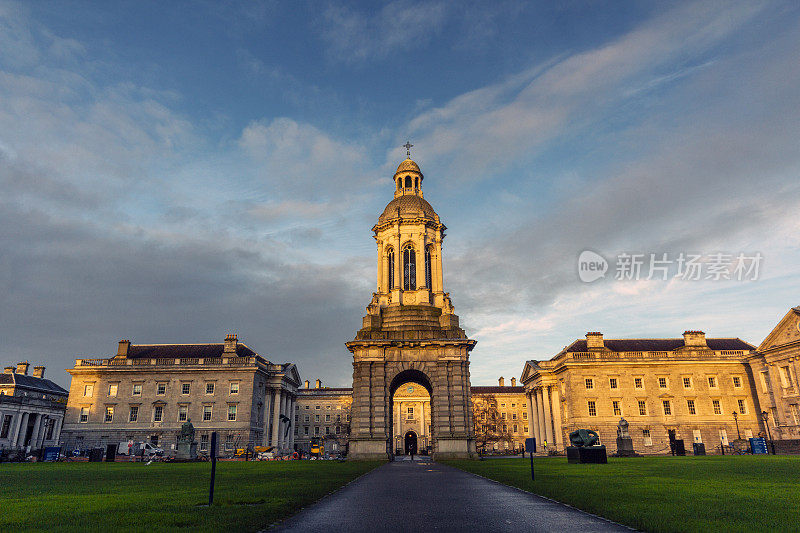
[732,411,741,440]
[761,410,775,455]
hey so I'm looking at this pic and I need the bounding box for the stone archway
[390,369,433,457]
[404,431,418,455]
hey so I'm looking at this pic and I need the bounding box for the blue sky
[1,1,799,388]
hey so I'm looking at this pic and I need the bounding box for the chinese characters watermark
[578,251,762,283]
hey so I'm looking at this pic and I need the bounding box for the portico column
[420,401,426,437]
[53,417,63,444]
[526,392,535,438]
[11,412,26,447]
[434,239,444,293]
[395,228,401,290]
[377,240,383,292]
[532,390,542,446]
[536,388,546,449]
[288,396,296,450]
[279,393,287,448]
[14,412,29,447]
[28,413,42,449]
[541,386,554,446]
[271,389,282,448]
[263,390,272,446]
[550,385,564,450]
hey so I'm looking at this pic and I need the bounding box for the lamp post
[761,410,775,455]
[732,411,741,440]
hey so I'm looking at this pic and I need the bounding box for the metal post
[209,432,217,506]
[733,412,741,440]
[529,451,535,481]
[762,411,775,455]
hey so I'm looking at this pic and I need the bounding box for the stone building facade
[346,156,476,460]
[0,362,67,454]
[61,336,300,454]
[521,331,762,454]
[747,306,800,443]
[472,378,529,453]
[294,380,352,455]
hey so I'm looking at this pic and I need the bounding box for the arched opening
[403,245,416,290]
[405,175,412,188]
[414,176,419,189]
[424,245,432,290]
[397,178,402,190]
[386,247,395,289]
[389,369,433,457]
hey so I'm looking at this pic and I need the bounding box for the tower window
[424,246,432,289]
[387,248,395,289]
[405,175,412,188]
[397,178,402,190]
[403,246,416,290]
[414,176,419,188]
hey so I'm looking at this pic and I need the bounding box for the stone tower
[346,155,477,460]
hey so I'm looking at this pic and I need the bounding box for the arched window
[425,246,432,289]
[397,178,402,190]
[405,175,412,188]
[403,245,416,290]
[387,248,395,289]
[414,176,419,189]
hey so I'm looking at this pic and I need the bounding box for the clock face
[407,386,414,393]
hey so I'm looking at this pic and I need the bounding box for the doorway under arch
[389,369,433,457]
[404,431,418,455]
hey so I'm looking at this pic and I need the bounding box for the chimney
[3,366,14,374]
[224,334,238,354]
[683,330,707,348]
[586,332,604,349]
[511,377,516,387]
[117,340,130,357]
[304,380,310,389]
[16,361,29,375]
[32,366,45,379]
[315,379,322,389]
[498,377,505,387]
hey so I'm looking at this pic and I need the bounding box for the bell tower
[347,149,477,460]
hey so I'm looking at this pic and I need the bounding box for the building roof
[378,195,438,225]
[0,373,68,395]
[471,386,525,394]
[394,158,422,178]
[126,343,256,359]
[563,337,754,353]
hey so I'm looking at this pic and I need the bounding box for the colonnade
[525,384,564,451]
[2,409,63,450]
[263,387,295,450]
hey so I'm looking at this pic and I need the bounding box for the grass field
[444,455,800,532]
[0,460,381,532]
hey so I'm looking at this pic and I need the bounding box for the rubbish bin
[692,442,706,456]
[106,444,117,462]
[88,448,104,462]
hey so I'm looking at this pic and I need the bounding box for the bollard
[209,432,217,506]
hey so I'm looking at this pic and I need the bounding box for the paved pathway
[271,460,632,532]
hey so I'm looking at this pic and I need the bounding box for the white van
[118,441,164,456]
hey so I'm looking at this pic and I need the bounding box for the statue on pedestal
[176,419,198,460]
[614,417,638,457]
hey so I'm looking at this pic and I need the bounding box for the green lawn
[0,460,382,532]
[444,455,800,532]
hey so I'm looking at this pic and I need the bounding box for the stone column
[541,386,554,446]
[11,412,25,447]
[263,389,272,446]
[289,395,296,450]
[279,393,288,448]
[434,239,444,293]
[536,388,546,448]
[416,233,426,290]
[420,401,426,437]
[15,412,29,447]
[395,228,402,291]
[550,384,564,449]
[377,240,383,292]
[271,389,282,448]
[530,391,540,444]
[526,392,536,438]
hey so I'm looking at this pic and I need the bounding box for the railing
[75,356,255,367]
[568,349,751,361]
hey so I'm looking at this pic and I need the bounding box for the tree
[472,395,514,454]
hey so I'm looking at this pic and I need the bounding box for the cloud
[320,1,447,64]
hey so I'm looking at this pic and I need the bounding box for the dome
[378,195,438,225]
[394,158,423,178]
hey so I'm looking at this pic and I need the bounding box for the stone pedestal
[614,437,639,457]
[567,445,607,464]
[176,442,197,460]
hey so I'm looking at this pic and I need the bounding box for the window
[642,429,652,446]
[156,383,166,395]
[737,399,747,414]
[206,382,215,394]
[182,383,190,395]
[760,372,769,393]
[503,424,508,432]
[203,405,212,421]
[228,405,237,421]
[314,426,320,435]
[634,377,643,389]
[638,400,647,416]
[325,426,331,435]
[662,400,672,415]
[315,414,320,422]
[304,426,309,435]
[325,414,331,422]
[683,377,692,389]
[200,434,209,451]
[80,407,89,423]
[0,415,12,438]
[708,376,717,388]
[387,248,395,289]
[424,246,432,289]
[407,407,414,420]
[304,414,310,422]
[129,406,138,422]
[658,377,668,389]
[790,405,800,425]
[732,376,742,388]
[315,405,321,410]
[523,425,529,434]
[403,245,416,290]
[609,378,618,389]
[44,419,55,440]
[687,400,696,415]
[513,424,518,433]
[693,429,702,443]
[133,383,142,396]
[512,413,517,420]
[780,366,792,388]
[108,383,118,397]
[719,429,729,445]
[104,406,114,422]
[178,405,188,422]
[83,384,94,397]
[501,412,507,420]
[522,411,527,420]
[587,400,597,416]
[336,425,341,434]
[612,400,621,416]
[225,434,234,450]
[153,405,163,422]
[230,382,239,394]
[712,399,722,415]
[405,175,411,188]
[585,378,594,389]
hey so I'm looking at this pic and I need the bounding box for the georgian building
[521,331,762,454]
[294,380,352,455]
[61,335,300,454]
[747,306,800,443]
[472,378,529,453]
[0,362,67,453]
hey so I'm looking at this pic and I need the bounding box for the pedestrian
[543,440,548,453]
